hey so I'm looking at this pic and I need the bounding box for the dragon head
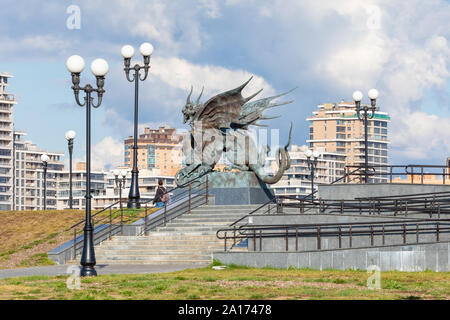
[182,86,203,124]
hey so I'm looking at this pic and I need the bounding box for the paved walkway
[0,263,209,279]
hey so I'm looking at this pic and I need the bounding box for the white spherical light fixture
[368,88,379,100]
[352,90,363,102]
[312,150,320,159]
[139,42,154,57]
[113,169,120,176]
[41,154,50,163]
[120,170,128,177]
[66,55,85,73]
[305,149,313,158]
[90,58,109,77]
[121,45,135,58]
[65,130,76,141]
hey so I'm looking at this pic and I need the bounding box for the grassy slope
[0,265,448,300]
[0,208,156,269]
[0,210,85,268]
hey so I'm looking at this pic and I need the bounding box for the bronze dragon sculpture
[176,76,294,186]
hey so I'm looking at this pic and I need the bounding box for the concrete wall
[214,241,450,272]
[318,183,450,200]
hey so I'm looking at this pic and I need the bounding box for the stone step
[174,215,247,221]
[111,233,219,240]
[162,222,234,228]
[95,254,211,261]
[95,259,211,265]
[95,244,223,255]
[96,249,218,255]
[97,239,223,249]
[186,209,254,213]
[155,227,225,232]
[98,239,223,249]
[104,238,220,245]
[112,233,219,239]
[91,203,260,265]
[192,205,261,210]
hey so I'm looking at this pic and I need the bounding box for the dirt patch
[0,231,73,269]
[214,279,363,290]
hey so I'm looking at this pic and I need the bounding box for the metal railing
[68,198,149,260]
[345,164,450,184]
[227,166,366,229]
[217,218,450,252]
[274,190,450,217]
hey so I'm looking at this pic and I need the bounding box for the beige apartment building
[307,101,390,183]
[124,126,183,177]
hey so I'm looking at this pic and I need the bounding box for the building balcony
[0,94,16,102]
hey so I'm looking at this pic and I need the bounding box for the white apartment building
[268,144,346,197]
[0,72,17,210]
[13,131,64,210]
[55,168,177,210]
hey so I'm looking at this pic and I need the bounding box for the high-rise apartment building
[124,126,183,177]
[0,72,16,210]
[13,132,64,210]
[307,101,390,183]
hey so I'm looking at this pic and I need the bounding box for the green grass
[18,253,55,268]
[0,265,448,300]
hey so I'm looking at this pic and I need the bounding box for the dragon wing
[239,88,296,128]
[193,76,295,129]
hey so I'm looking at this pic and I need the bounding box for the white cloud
[91,136,124,171]
[0,34,72,59]
[150,56,276,99]
[255,0,450,163]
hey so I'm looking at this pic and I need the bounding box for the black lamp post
[306,149,319,201]
[352,89,379,183]
[66,54,109,277]
[114,169,127,207]
[41,153,49,210]
[121,43,154,209]
[65,130,76,209]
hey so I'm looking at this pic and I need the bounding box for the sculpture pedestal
[206,171,275,205]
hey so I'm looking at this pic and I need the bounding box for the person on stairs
[153,179,169,208]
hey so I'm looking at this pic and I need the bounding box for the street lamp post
[41,154,49,210]
[113,169,127,208]
[121,42,154,209]
[66,54,109,277]
[306,149,320,200]
[65,130,76,209]
[352,89,379,183]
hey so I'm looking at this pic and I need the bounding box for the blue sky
[1,0,450,169]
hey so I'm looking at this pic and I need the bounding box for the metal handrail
[345,164,450,184]
[66,173,211,260]
[139,178,210,235]
[217,218,450,252]
[227,167,366,228]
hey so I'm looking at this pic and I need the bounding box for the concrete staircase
[94,205,260,265]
